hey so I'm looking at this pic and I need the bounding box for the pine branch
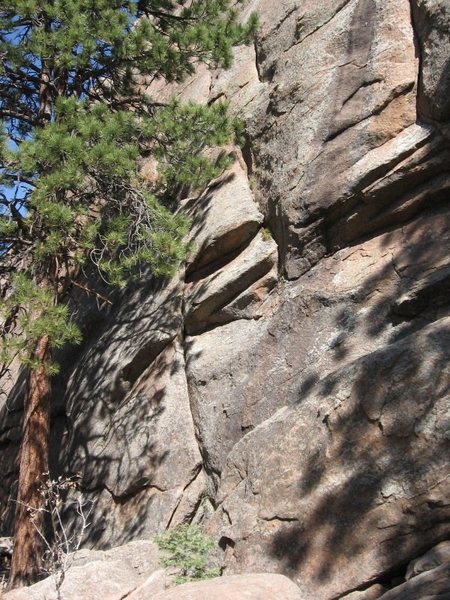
[0,109,37,126]
[70,281,112,306]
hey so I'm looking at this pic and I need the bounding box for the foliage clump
[155,524,220,585]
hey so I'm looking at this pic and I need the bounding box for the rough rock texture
[61,280,205,545]
[406,540,450,581]
[124,570,167,600]
[341,585,387,600]
[377,563,450,600]
[207,317,450,599]
[1,0,450,599]
[147,573,302,600]
[3,541,162,600]
[247,0,424,279]
[411,0,450,121]
[184,157,264,272]
[185,231,277,334]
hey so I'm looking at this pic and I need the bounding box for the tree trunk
[7,335,51,589]
[38,67,53,123]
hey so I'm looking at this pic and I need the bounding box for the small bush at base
[155,524,220,585]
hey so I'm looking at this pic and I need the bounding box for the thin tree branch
[71,281,112,305]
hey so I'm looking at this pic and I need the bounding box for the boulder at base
[148,573,302,600]
[4,540,161,600]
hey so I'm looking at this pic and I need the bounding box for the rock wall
[1,1,450,598]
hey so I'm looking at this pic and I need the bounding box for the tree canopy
[0,0,256,368]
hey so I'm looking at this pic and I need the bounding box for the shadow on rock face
[266,202,450,589]
[206,198,450,599]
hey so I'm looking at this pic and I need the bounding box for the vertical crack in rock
[240,133,253,176]
[409,0,424,121]
[253,40,264,84]
[180,287,213,508]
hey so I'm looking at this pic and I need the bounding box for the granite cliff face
[1,1,450,599]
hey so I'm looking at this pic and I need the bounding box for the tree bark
[7,335,51,589]
[38,68,52,123]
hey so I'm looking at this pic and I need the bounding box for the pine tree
[0,0,257,588]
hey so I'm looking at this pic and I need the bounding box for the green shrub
[261,227,273,241]
[155,524,220,585]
